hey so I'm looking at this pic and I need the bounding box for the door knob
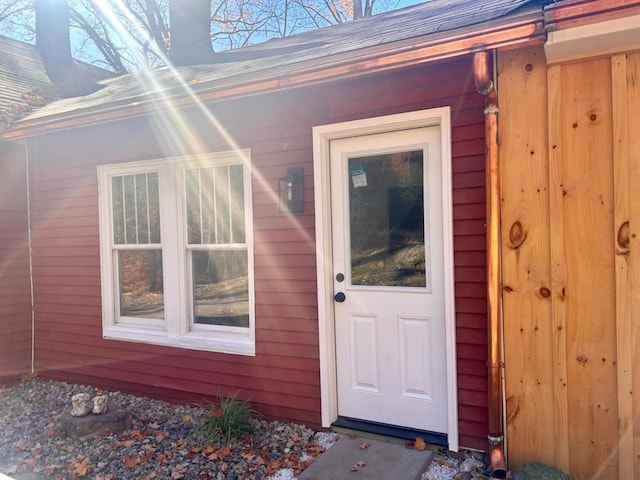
[334,292,346,302]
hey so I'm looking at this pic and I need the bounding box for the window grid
[113,172,160,246]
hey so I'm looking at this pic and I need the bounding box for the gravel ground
[0,377,338,480]
[0,377,495,480]
[420,453,489,480]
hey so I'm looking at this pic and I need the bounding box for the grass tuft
[196,391,260,445]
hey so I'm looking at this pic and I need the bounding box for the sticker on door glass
[350,163,367,188]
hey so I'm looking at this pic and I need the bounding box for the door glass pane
[192,250,249,327]
[348,150,426,287]
[118,250,164,318]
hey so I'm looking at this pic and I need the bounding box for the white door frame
[312,107,459,450]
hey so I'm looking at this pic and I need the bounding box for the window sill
[103,327,255,356]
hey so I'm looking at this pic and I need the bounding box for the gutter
[2,12,544,141]
[473,50,506,479]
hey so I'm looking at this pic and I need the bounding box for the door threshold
[331,417,448,447]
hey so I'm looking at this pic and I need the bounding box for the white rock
[92,395,108,414]
[70,393,92,417]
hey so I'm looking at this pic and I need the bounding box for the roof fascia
[2,8,544,141]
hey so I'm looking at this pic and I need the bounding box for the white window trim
[97,151,255,356]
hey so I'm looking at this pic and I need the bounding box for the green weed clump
[196,391,260,445]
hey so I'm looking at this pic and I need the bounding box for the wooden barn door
[329,127,448,433]
[500,45,640,479]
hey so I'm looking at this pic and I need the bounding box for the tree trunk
[35,0,74,84]
[170,0,215,66]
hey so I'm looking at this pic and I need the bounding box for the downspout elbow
[474,51,497,106]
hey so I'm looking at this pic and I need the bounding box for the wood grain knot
[576,355,588,364]
[618,221,630,249]
[508,221,526,249]
[525,63,533,72]
[539,287,551,298]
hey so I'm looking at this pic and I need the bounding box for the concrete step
[299,435,433,480]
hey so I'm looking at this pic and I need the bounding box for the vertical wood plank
[611,53,633,479]
[560,58,618,480]
[498,45,554,469]
[625,52,640,480]
[547,63,570,474]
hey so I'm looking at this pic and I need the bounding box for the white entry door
[330,126,448,433]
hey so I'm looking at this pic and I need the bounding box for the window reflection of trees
[112,172,164,319]
[186,165,249,328]
[349,151,426,288]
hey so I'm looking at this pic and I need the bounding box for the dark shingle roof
[0,35,51,128]
[7,0,545,130]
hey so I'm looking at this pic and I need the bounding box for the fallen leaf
[181,414,191,423]
[116,439,136,448]
[13,439,28,451]
[359,441,369,450]
[43,465,60,476]
[405,441,415,449]
[266,461,281,475]
[172,438,186,450]
[437,458,454,468]
[414,437,427,451]
[171,464,186,479]
[350,465,359,472]
[124,456,140,468]
[156,451,172,462]
[355,460,366,467]
[347,433,358,439]
[140,453,153,462]
[72,458,92,476]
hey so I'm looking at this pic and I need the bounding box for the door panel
[331,127,447,433]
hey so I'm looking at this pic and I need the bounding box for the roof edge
[2,8,545,141]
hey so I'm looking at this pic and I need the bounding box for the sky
[396,0,427,7]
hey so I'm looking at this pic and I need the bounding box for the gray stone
[453,472,473,480]
[459,457,485,472]
[58,403,131,439]
[513,462,570,480]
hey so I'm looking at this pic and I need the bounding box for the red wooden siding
[0,142,32,384]
[26,54,488,448]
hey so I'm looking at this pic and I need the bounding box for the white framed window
[97,151,255,355]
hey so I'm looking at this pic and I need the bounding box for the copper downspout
[473,50,506,479]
